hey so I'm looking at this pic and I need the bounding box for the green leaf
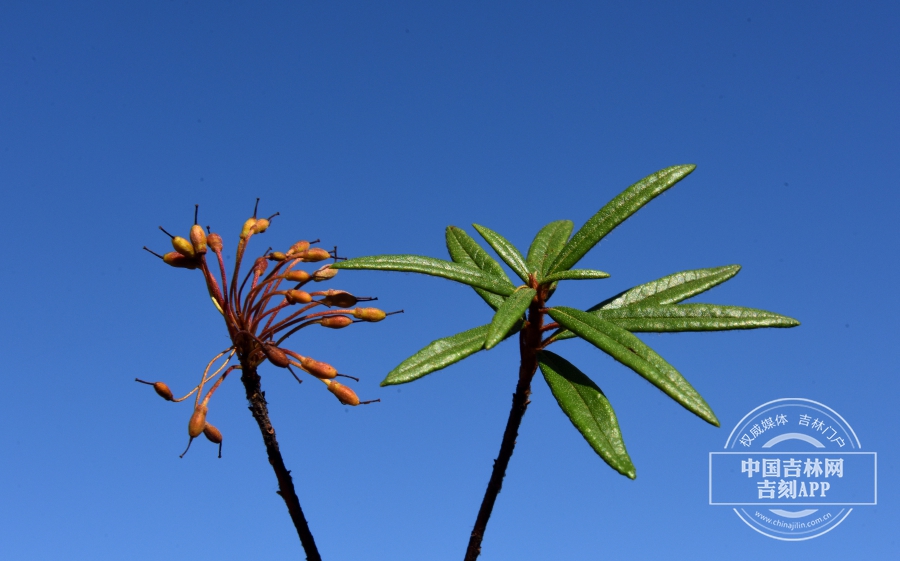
[381,321,523,386]
[595,304,801,332]
[538,350,635,478]
[546,307,718,426]
[541,221,574,276]
[549,265,743,342]
[473,224,531,283]
[485,287,535,349]
[446,226,512,281]
[541,269,611,283]
[525,220,574,278]
[381,324,490,386]
[446,226,511,310]
[593,265,742,311]
[547,165,696,274]
[332,254,515,296]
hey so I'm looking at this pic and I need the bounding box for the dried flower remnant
[139,201,400,560]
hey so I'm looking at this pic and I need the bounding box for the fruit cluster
[139,201,396,457]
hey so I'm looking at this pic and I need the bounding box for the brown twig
[464,296,544,561]
[239,357,322,561]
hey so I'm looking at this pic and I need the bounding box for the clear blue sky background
[1,1,897,559]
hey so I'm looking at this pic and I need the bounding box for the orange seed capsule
[312,265,338,282]
[286,290,312,304]
[240,218,257,239]
[171,236,196,258]
[252,256,269,276]
[327,381,360,406]
[283,270,311,283]
[188,405,208,438]
[207,232,223,252]
[268,251,287,261]
[263,344,290,368]
[320,316,353,329]
[300,356,337,379]
[203,422,223,458]
[190,224,207,255]
[153,382,174,401]
[203,423,223,444]
[162,251,199,270]
[300,248,330,262]
[254,217,270,233]
[353,307,387,322]
[287,240,310,255]
[136,378,175,401]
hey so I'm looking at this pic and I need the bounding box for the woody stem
[463,298,544,561]
[238,357,322,561]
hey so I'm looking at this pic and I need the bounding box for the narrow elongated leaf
[538,350,635,478]
[542,221,574,275]
[473,224,530,283]
[541,269,611,283]
[549,265,743,341]
[595,304,800,332]
[593,265,741,311]
[525,220,574,277]
[547,307,718,426]
[381,324,490,386]
[547,165,696,274]
[446,226,511,309]
[332,255,514,296]
[446,226,512,281]
[381,321,522,385]
[485,287,535,349]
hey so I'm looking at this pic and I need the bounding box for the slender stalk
[239,357,322,561]
[464,297,544,561]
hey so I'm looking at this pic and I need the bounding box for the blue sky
[1,1,897,559]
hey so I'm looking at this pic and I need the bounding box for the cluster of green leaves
[332,165,799,478]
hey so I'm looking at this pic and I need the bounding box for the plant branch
[464,299,544,561]
[239,357,322,561]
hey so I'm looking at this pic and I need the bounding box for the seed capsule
[327,381,360,406]
[171,235,196,258]
[163,251,199,270]
[207,232,223,253]
[203,423,223,458]
[190,224,207,255]
[254,218,270,234]
[265,348,290,368]
[285,290,312,304]
[320,316,353,329]
[318,289,357,308]
[203,423,222,443]
[312,265,337,282]
[188,405,208,438]
[263,344,290,368]
[135,378,175,401]
[153,382,174,401]
[240,218,257,239]
[352,307,387,322]
[287,240,310,255]
[283,270,311,283]
[300,356,337,379]
[268,251,287,261]
[300,248,331,262]
[252,256,269,276]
